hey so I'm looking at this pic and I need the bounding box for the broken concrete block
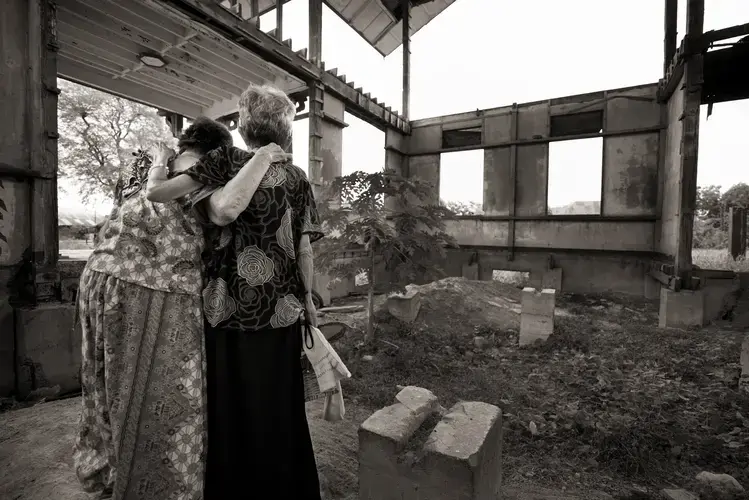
[695,471,745,499]
[420,401,503,500]
[386,285,422,323]
[658,288,705,328]
[14,303,79,397]
[359,391,502,500]
[359,386,439,500]
[519,288,555,346]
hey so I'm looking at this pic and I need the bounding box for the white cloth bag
[302,324,352,421]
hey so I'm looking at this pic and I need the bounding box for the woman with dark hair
[72,117,288,500]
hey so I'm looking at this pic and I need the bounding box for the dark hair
[177,116,233,154]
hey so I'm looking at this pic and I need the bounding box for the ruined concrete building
[0,0,747,397]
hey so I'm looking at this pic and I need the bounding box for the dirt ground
[2,277,747,500]
[0,396,363,500]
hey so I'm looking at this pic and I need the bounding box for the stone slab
[658,288,705,328]
[386,286,422,323]
[14,303,79,397]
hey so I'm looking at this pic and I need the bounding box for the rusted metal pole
[401,0,410,120]
[275,0,283,41]
[664,0,678,73]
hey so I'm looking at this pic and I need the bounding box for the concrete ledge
[14,303,79,397]
[359,387,502,500]
[386,285,422,323]
[658,288,705,328]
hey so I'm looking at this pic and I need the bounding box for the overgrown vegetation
[325,279,749,497]
[694,183,749,250]
[316,170,456,342]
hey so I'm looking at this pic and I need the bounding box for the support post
[308,0,322,67]
[401,0,411,120]
[308,0,324,199]
[729,207,748,260]
[29,0,60,300]
[673,0,704,286]
[275,0,283,41]
[664,0,678,73]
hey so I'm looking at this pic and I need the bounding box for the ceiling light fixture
[138,52,167,68]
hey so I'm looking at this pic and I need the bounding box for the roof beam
[58,57,203,118]
[158,0,410,133]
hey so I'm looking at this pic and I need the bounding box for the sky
[59,0,749,215]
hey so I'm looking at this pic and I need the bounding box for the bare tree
[57,79,175,201]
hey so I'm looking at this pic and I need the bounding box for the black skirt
[204,321,321,499]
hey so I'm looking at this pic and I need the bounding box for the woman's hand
[256,143,293,164]
[151,142,175,166]
[304,294,318,328]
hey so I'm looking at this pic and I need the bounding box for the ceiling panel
[57,0,305,118]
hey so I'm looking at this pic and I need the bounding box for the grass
[328,278,749,498]
[693,248,749,272]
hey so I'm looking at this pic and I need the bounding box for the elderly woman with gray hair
[150,84,324,499]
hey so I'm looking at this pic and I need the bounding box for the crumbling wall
[359,386,502,500]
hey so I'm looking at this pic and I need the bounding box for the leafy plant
[316,169,457,342]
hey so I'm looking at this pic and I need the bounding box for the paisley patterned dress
[73,152,207,500]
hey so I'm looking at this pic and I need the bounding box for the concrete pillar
[658,287,705,328]
[384,128,407,212]
[520,288,556,346]
[320,92,346,185]
[1,0,60,396]
[313,92,349,306]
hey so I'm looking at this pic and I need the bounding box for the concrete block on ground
[520,288,555,346]
[359,386,440,500]
[702,276,740,323]
[644,274,662,300]
[419,401,503,500]
[14,303,79,397]
[658,288,705,328]
[386,285,422,323]
[359,388,503,500]
[541,268,562,290]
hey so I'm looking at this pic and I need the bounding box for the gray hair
[237,84,296,151]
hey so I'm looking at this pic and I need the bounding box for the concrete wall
[397,83,664,296]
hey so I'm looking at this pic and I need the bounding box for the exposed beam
[700,22,749,46]
[275,0,283,41]
[58,57,203,118]
[308,0,322,66]
[160,0,320,80]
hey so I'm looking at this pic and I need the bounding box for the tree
[696,185,722,220]
[722,182,749,210]
[57,79,174,202]
[316,170,458,342]
[441,199,482,215]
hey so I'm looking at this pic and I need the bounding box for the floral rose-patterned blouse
[183,145,324,332]
[87,177,205,297]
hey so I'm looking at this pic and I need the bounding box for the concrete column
[1,0,61,396]
[384,128,407,212]
[314,92,352,305]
